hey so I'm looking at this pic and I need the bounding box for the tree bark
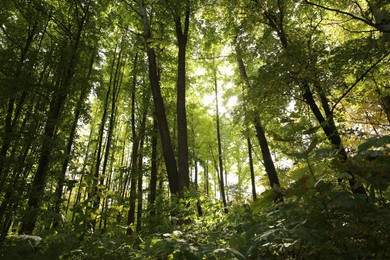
[247,138,257,201]
[259,3,365,195]
[140,0,180,196]
[302,83,366,194]
[53,49,95,227]
[19,1,90,234]
[0,21,38,192]
[127,53,140,235]
[253,116,281,189]
[90,49,117,225]
[136,131,145,233]
[175,0,191,195]
[213,68,228,213]
[148,117,158,211]
[235,51,281,199]
[19,90,67,234]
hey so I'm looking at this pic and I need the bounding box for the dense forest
[1,0,390,258]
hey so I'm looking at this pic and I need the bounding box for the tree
[138,0,180,196]
[234,40,282,200]
[174,0,191,193]
[213,65,228,212]
[20,0,94,234]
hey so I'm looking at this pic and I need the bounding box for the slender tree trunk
[96,51,122,231]
[53,50,95,227]
[204,164,209,196]
[19,90,66,234]
[235,49,281,200]
[148,118,158,212]
[213,68,228,213]
[136,132,145,233]
[127,53,140,235]
[259,3,365,195]
[19,1,90,234]
[253,116,281,189]
[118,124,129,202]
[302,83,366,194]
[247,138,257,201]
[0,85,41,239]
[71,117,96,223]
[101,50,122,186]
[90,50,117,225]
[127,134,138,234]
[175,0,191,195]
[140,0,180,196]
[0,22,38,192]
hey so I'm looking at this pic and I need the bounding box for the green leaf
[358,136,390,154]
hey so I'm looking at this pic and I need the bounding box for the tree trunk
[148,117,158,209]
[247,138,257,201]
[302,83,366,194]
[19,1,90,234]
[260,3,365,195]
[0,79,44,239]
[90,50,117,226]
[53,49,95,227]
[101,49,122,187]
[127,54,140,235]
[253,116,282,193]
[204,164,209,196]
[175,0,191,195]
[140,0,180,196]
[136,132,145,233]
[19,90,67,234]
[235,51,281,199]
[0,22,38,192]
[213,68,228,213]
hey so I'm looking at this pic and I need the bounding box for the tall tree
[138,0,180,196]
[174,0,191,193]
[246,0,366,194]
[213,66,228,212]
[19,0,93,234]
[53,48,96,227]
[235,44,282,199]
[247,137,257,201]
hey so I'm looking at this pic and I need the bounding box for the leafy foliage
[1,0,390,258]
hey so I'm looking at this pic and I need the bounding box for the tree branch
[121,0,141,17]
[331,50,390,113]
[305,0,376,28]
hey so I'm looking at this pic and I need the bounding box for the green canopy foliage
[0,0,389,258]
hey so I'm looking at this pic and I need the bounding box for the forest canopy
[1,0,390,258]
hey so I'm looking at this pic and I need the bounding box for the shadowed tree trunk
[253,116,281,191]
[90,48,118,227]
[53,49,95,228]
[140,0,180,196]
[127,89,149,234]
[148,117,158,210]
[136,130,145,233]
[175,0,191,195]
[19,1,92,234]
[247,138,257,201]
[235,50,282,201]
[0,107,40,244]
[19,88,68,234]
[252,1,365,195]
[0,21,38,193]
[302,83,366,194]
[127,53,140,235]
[213,67,228,213]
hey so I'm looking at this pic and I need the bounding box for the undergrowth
[1,137,390,259]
